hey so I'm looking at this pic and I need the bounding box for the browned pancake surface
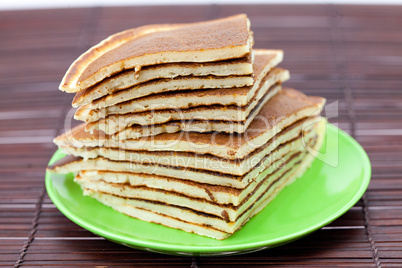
[72,55,253,106]
[56,88,324,151]
[76,14,250,86]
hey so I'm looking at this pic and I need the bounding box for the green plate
[45,124,371,256]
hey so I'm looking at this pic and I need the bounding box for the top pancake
[60,14,253,93]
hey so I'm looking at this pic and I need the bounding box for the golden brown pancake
[76,150,304,206]
[58,116,317,176]
[88,75,254,109]
[75,134,321,240]
[76,152,305,234]
[79,160,297,239]
[74,69,289,124]
[60,14,253,93]
[74,50,284,122]
[48,118,327,189]
[61,89,325,158]
[80,158,305,240]
[84,83,282,134]
[76,150,306,208]
[71,54,257,108]
[51,13,329,241]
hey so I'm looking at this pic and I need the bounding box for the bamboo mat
[1,4,401,267]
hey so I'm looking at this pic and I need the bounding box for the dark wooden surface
[1,4,401,267]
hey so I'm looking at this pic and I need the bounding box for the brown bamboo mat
[1,4,401,267]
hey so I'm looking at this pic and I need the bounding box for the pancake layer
[48,118,326,188]
[73,51,285,122]
[56,89,325,159]
[72,52,262,107]
[60,14,253,93]
[59,117,317,176]
[77,130,322,240]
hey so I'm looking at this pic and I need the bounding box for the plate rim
[45,124,371,254]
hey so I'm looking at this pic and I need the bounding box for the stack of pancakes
[47,14,327,240]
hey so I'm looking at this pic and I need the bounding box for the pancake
[77,154,304,235]
[52,13,329,241]
[87,74,254,111]
[57,89,325,159]
[71,54,257,108]
[72,131,317,206]
[60,14,253,93]
[83,83,281,135]
[48,118,326,188]
[77,141,318,239]
[74,51,285,122]
[81,158,309,240]
[76,150,305,208]
[77,150,303,206]
[75,151,307,223]
[75,68,289,123]
[87,189,231,240]
[85,50,280,109]
[58,116,317,176]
